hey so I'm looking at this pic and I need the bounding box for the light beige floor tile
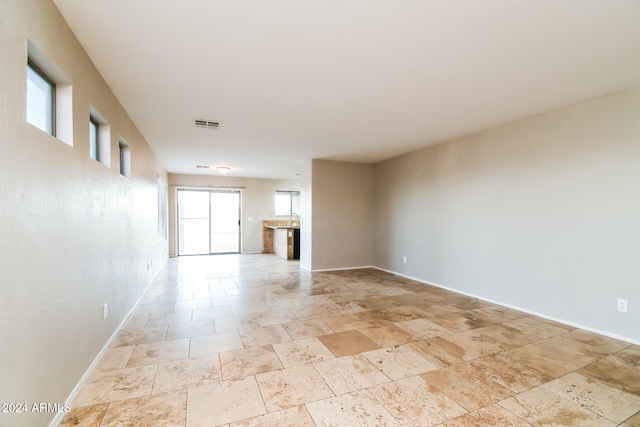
[153,354,221,394]
[264,298,305,311]
[60,403,109,427]
[256,364,334,411]
[133,302,175,316]
[621,413,640,427]
[329,300,368,315]
[421,362,513,411]
[74,365,157,406]
[505,342,583,379]
[230,302,270,316]
[289,305,337,320]
[96,346,135,372]
[429,311,496,332]
[358,323,415,347]
[317,330,379,357]
[282,319,335,339]
[442,403,530,427]
[542,372,640,423]
[362,345,440,380]
[166,319,216,340]
[578,355,640,396]
[475,323,545,347]
[112,325,168,347]
[229,405,315,427]
[503,316,572,339]
[100,390,187,427]
[127,338,190,367]
[272,337,335,368]
[439,330,512,361]
[213,314,260,333]
[191,306,233,321]
[471,305,528,322]
[498,387,615,427]
[320,313,373,333]
[123,314,151,330]
[404,338,465,368]
[255,309,298,326]
[174,298,212,311]
[220,345,283,380]
[369,375,467,426]
[238,324,292,347]
[189,331,244,358]
[146,309,193,327]
[186,377,266,426]
[470,354,553,393]
[306,389,401,427]
[394,318,452,339]
[560,329,630,357]
[313,354,390,395]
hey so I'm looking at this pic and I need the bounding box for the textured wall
[309,159,374,270]
[0,1,168,426]
[373,87,640,342]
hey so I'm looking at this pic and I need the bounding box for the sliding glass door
[177,189,240,255]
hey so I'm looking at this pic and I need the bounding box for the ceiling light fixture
[217,166,230,174]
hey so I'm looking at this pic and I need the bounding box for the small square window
[275,190,300,216]
[26,59,55,135]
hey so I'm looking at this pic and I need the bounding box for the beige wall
[299,160,313,270]
[168,174,300,256]
[0,1,168,426]
[307,159,374,270]
[373,87,640,342]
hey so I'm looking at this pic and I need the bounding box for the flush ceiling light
[217,166,230,174]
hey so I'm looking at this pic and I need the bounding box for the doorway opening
[177,189,241,256]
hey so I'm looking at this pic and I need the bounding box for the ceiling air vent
[196,165,211,169]
[193,119,220,129]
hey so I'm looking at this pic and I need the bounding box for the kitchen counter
[262,220,301,259]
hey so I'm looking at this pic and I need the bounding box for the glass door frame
[176,187,242,256]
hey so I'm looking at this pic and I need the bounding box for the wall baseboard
[373,266,640,346]
[47,262,166,427]
[309,265,375,273]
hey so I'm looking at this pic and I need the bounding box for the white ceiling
[53,0,640,179]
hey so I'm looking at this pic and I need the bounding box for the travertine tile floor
[61,254,640,426]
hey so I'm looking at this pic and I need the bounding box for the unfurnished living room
[1,1,640,426]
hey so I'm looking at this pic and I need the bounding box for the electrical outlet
[403,256,407,264]
[103,303,108,319]
[617,299,628,313]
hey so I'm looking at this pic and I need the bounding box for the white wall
[308,159,374,270]
[0,1,168,426]
[373,87,640,342]
[167,174,300,256]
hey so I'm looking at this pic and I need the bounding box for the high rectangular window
[119,138,131,178]
[88,108,110,167]
[89,116,100,161]
[26,59,55,135]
